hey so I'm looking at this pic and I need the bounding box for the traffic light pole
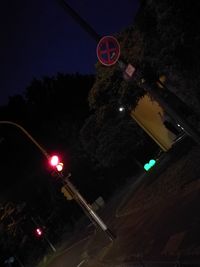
[60,173,115,240]
[0,121,116,241]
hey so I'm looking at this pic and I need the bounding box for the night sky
[0,0,139,105]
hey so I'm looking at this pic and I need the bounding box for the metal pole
[61,174,116,241]
[44,235,57,252]
[54,1,117,238]
[0,121,49,159]
[56,0,101,42]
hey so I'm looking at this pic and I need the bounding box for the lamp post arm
[0,121,50,159]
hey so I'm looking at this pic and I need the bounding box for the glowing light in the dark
[50,155,59,166]
[56,162,63,172]
[119,106,125,112]
[36,228,43,236]
[144,159,156,171]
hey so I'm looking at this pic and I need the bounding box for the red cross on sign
[97,36,120,66]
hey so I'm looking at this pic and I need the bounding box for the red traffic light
[50,155,59,166]
[35,227,43,237]
[49,155,64,172]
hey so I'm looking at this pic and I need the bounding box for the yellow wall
[130,95,176,151]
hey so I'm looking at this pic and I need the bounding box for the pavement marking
[77,259,85,267]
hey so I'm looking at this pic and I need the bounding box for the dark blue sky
[0,0,139,105]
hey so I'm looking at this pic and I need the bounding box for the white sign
[124,63,136,77]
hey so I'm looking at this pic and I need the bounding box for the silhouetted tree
[0,73,95,265]
[136,0,200,121]
[89,0,200,133]
[81,106,156,171]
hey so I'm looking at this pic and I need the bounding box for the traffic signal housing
[49,155,63,172]
[35,227,43,238]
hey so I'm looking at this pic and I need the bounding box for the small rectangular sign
[125,64,136,77]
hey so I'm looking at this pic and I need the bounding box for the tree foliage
[136,0,200,118]
[0,73,95,265]
[89,0,200,127]
[81,0,200,174]
[89,26,146,111]
[81,109,148,168]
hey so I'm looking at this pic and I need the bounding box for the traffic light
[35,227,43,237]
[49,155,63,172]
[56,162,63,172]
[144,159,156,171]
[50,155,59,166]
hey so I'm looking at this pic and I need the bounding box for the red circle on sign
[96,36,120,66]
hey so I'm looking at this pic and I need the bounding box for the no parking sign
[96,36,120,66]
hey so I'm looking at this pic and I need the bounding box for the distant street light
[0,121,115,241]
[119,106,125,112]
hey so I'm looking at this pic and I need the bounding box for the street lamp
[0,121,115,241]
[119,106,125,112]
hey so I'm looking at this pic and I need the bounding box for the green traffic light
[144,159,156,171]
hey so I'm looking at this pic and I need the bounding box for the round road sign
[96,36,120,66]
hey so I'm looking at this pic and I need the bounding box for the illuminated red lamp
[50,155,59,166]
[35,227,43,237]
[49,155,64,172]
